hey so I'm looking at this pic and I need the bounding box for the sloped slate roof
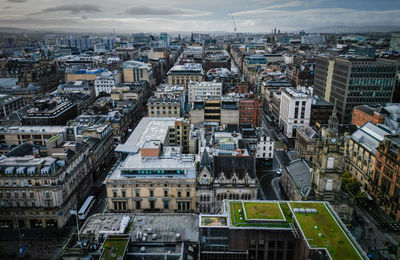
[213,155,255,179]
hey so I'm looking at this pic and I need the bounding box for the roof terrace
[289,201,365,260]
[227,200,292,229]
[222,200,367,260]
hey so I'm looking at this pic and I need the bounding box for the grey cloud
[7,0,27,2]
[35,4,101,14]
[122,5,211,17]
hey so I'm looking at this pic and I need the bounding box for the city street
[257,153,288,200]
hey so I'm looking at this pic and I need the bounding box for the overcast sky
[1,0,400,33]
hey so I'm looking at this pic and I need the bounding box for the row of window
[150,106,178,109]
[113,189,191,198]
[0,199,36,207]
[216,193,252,200]
[113,200,192,211]
[0,190,36,199]
[151,111,178,114]
[1,178,54,187]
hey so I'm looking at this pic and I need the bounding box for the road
[354,203,397,251]
[257,153,288,200]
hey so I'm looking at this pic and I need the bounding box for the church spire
[200,149,211,171]
[328,99,338,136]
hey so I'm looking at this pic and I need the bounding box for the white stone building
[94,70,122,96]
[256,129,274,160]
[188,81,222,104]
[279,87,312,138]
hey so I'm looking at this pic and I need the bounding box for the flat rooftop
[289,201,365,260]
[101,235,129,260]
[115,117,177,154]
[227,200,292,229]
[0,125,67,134]
[221,200,366,259]
[130,213,199,243]
[82,212,199,243]
[200,215,228,228]
[108,151,197,180]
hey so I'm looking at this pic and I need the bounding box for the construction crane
[231,13,238,38]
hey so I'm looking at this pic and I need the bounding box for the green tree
[342,171,366,203]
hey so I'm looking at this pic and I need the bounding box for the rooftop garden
[100,235,129,260]
[289,202,362,260]
[243,202,285,220]
[229,201,290,228]
[201,216,228,227]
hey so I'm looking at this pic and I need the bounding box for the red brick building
[237,81,249,94]
[239,98,262,127]
[351,105,387,127]
[371,136,400,221]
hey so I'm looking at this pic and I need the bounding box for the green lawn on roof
[101,237,129,260]
[244,202,284,220]
[279,202,294,223]
[229,202,290,228]
[289,202,361,260]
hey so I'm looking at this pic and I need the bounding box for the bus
[78,196,96,220]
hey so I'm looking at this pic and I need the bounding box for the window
[177,191,181,197]
[135,190,140,197]
[327,157,335,169]
[326,179,333,191]
[136,201,141,209]
[122,191,126,198]
[150,190,154,197]
[29,191,34,198]
[164,190,168,197]
[113,191,117,198]
[186,191,190,197]
[164,200,169,209]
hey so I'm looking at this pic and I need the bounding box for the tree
[342,171,366,204]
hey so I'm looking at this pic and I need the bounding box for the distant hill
[0,27,28,33]
[307,25,400,33]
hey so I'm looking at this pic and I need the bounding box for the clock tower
[312,103,344,201]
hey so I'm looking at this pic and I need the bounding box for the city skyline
[0,0,399,33]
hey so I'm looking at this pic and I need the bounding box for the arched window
[232,177,237,184]
[327,157,334,169]
[326,179,333,191]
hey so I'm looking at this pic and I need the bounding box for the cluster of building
[1,28,400,259]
